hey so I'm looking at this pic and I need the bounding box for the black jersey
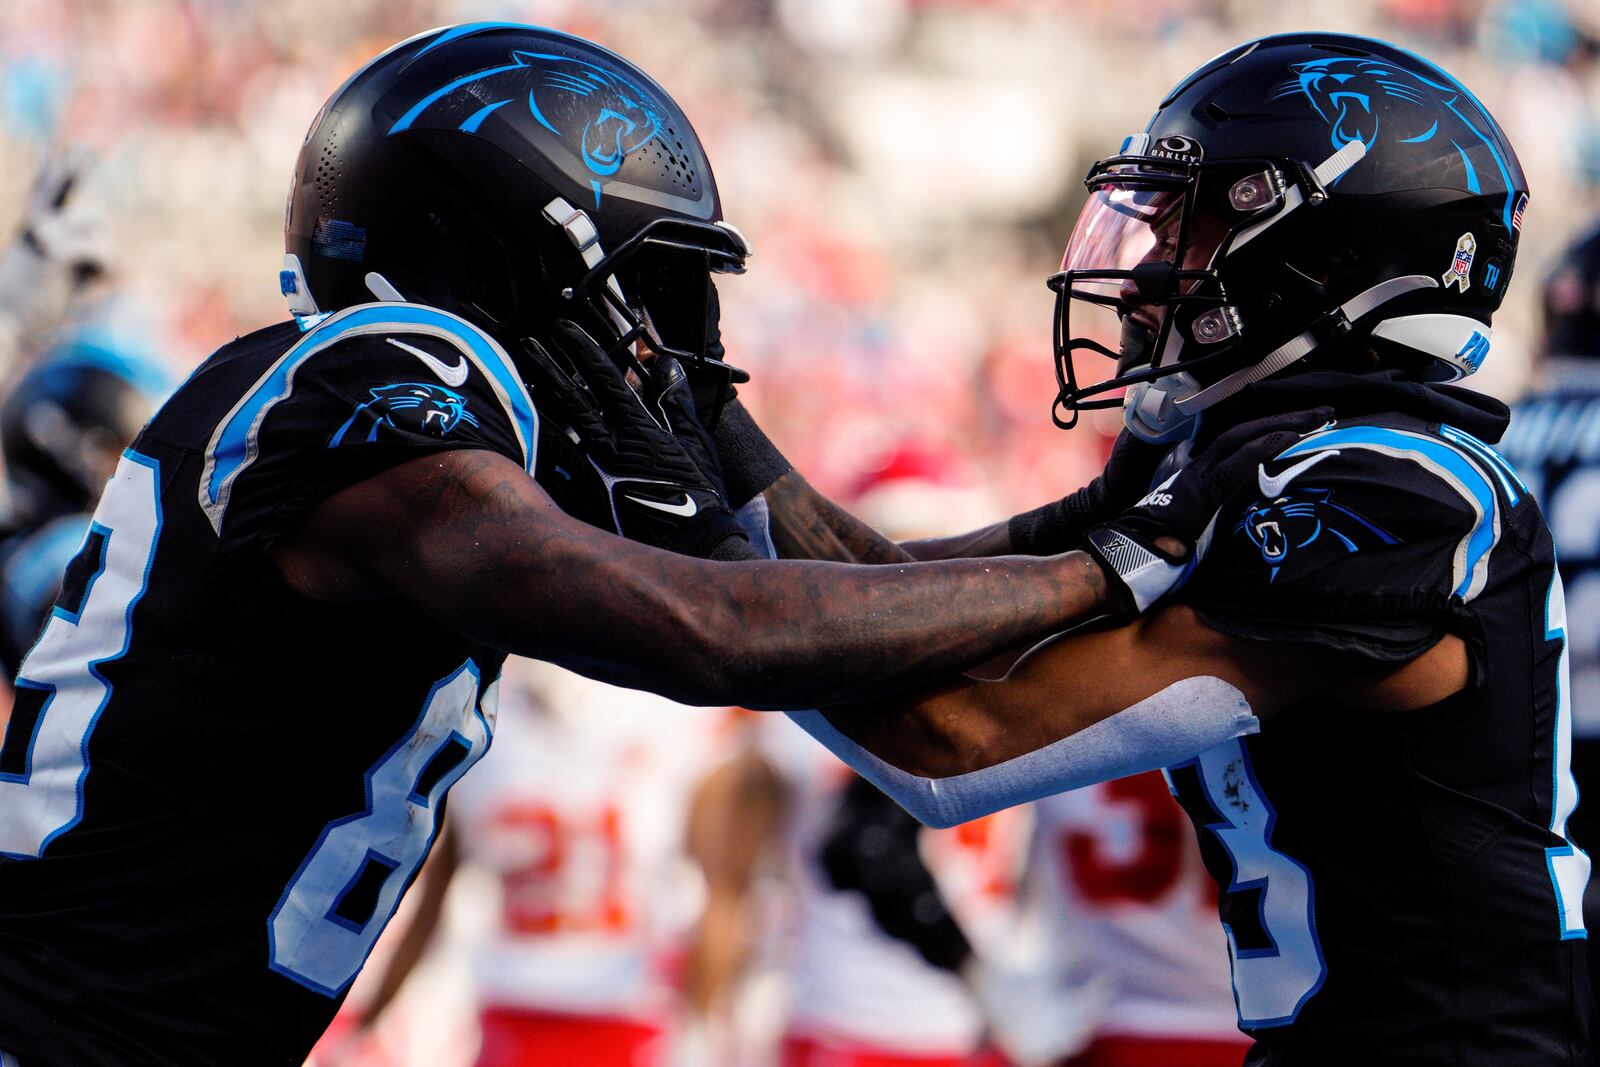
[0,302,543,1066]
[0,512,93,678]
[1172,376,1592,1065]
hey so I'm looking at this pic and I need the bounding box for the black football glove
[819,775,973,974]
[519,320,750,559]
[1008,429,1169,556]
[1083,407,1334,613]
[681,278,748,427]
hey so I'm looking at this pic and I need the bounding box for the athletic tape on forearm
[783,677,1258,828]
[713,400,794,507]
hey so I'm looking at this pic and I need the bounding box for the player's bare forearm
[761,470,914,564]
[899,522,1013,560]
[817,606,1292,778]
[814,604,1467,784]
[761,470,1014,564]
[281,450,1114,710]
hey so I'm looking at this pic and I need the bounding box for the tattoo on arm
[762,470,915,565]
[760,470,1018,564]
[297,448,1113,711]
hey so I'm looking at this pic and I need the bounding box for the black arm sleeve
[819,774,974,974]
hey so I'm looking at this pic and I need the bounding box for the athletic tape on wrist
[713,401,793,507]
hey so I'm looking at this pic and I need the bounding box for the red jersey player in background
[311,660,734,1067]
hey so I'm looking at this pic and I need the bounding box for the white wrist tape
[784,676,1259,828]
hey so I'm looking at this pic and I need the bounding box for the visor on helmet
[1048,156,1276,431]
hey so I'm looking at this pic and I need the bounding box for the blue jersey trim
[2,514,93,643]
[324,849,402,934]
[1279,426,1501,600]
[48,521,110,626]
[1170,746,1328,1029]
[0,681,55,786]
[200,303,537,536]
[1544,563,1591,940]
[1439,423,1526,504]
[405,730,472,808]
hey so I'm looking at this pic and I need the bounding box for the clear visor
[1061,179,1231,305]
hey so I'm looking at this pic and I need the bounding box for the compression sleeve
[784,676,1258,828]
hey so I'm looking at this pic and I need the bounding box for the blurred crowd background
[4,1,1599,1065]
[6,0,1598,507]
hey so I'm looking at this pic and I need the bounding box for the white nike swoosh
[625,493,698,518]
[388,338,469,388]
[1257,450,1339,499]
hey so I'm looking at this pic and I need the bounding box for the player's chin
[1116,315,1159,374]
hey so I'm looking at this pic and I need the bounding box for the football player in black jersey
[0,24,1308,1067]
[1500,218,1600,1020]
[0,342,165,677]
[715,33,1594,1067]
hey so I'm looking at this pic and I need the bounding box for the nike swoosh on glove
[519,320,750,559]
[1083,407,1335,612]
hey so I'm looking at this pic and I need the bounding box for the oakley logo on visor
[1149,135,1204,163]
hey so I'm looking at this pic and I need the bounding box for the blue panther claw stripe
[389,50,667,198]
[1271,54,1519,228]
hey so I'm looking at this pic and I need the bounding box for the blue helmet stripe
[459,99,511,134]
[389,61,528,135]
[414,22,533,59]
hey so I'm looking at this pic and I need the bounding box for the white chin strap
[1172,272,1443,417]
[542,197,633,337]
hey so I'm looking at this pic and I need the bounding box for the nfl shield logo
[1443,232,1476,292]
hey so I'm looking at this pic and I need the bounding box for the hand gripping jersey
[0,305,540,1066]
[1174,379,1593,1065]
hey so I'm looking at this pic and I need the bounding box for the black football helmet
[1,339,166,525]
[282,22,748,368]
[1541,220,1600,362]
[1050,33,1528,441]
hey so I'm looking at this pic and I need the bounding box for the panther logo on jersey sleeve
[1235,488,1398,581]
[329,382,479,446]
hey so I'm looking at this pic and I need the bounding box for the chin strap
[1231,139,1368,252]
[542,197,633,338]
[1172,273,1440,417]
